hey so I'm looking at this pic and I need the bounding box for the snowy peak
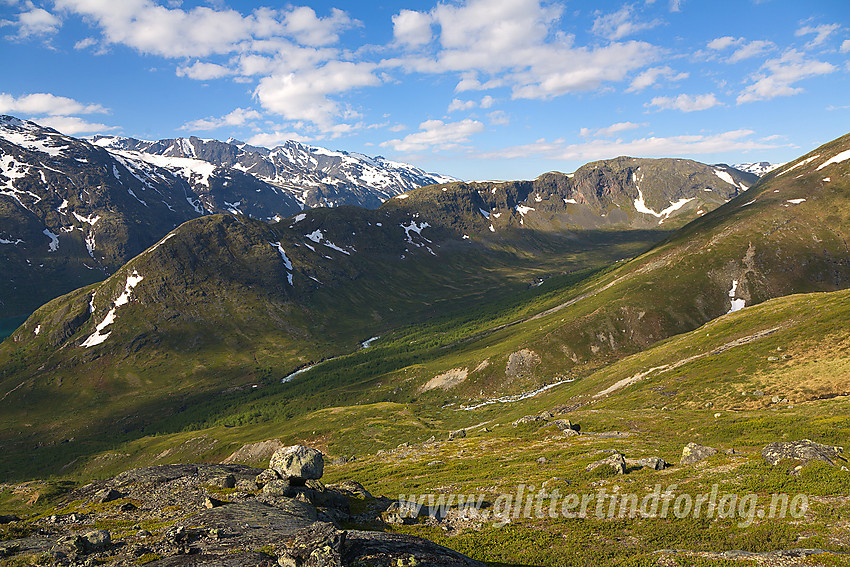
[731,161,785,177]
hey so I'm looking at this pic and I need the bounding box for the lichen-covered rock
[270,446,324,481]
[762,440,845,466]
[586,453,626,475]
[82,529,111,553]
[628,457,669,470]
[680,443,717,465]
[263,478,294,498]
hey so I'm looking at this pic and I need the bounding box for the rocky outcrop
[0,452,485,566]
[761,440,846,467]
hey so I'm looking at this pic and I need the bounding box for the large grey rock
[680,443,717,465]
[762,440,845,466]
[269,445,324,481]
[627,457,669,470]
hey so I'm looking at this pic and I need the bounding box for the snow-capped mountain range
[88,134,457,211]
[0,115,455,318]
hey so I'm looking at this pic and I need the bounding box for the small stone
[93,488,123,504]
[767,356,779,361]
[82,530,111,553]
[537,456,550,465]
[512,415,542,427]
[204,495,226,509]
[680,443,717,466]
[423,436,436,444]
[215,474,236,488]
[753,390,764,397]
[586,453,626,475]
[119,502,137,512]
[771,396,781,403]
[635,457,668,470]
[427,460,444,467]
[726,448,737,455]
[448,429,466,440]
[714,413,722,418]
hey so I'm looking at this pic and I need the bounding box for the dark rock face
[762,440,846,466]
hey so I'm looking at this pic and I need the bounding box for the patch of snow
[43,229,59,252]
[458,379,574,411]
[81,270,144,348]
[786,198,806,205]
[395,194,409,199]
[516,205,535,215]
[564,198,577,204]
[73,212,101,225]
[361,336,379,348]
[816,149,850,171]
[823,177,831,182]
[57,199,69,214]
[778,155,820,176]
[0,236,24,245]
[489,224,495,232]
[727,280,746,313]
[34,325,40,336]
[713,169,736,186]
[634,188,694,220]
[305,229,350,255]
[293,213,307,223]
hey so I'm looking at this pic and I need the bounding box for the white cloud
[488,110,509,125]
[841,40,850,54]
[52,1,353,58]
[727,40,774,63]
[281,6,353,47]
[73,36,96,49]
[36,115,116,135]
[592,5,662,41]
[582,122,645,137]
[707,36,739,51]
[176,61,234,80]
[707,36,775,63]
[447,99,477,112]
[247,130,313,147]
[181,108,261,131]
[795,23,840,47]
[669,0,683,12]
[380,118,484,152]
[480,95,495,109]
[737,49,836,104]
[392,9,433,47]
[648,93,721,112]
[253,60,380,130]
[0,92,107,115]
[480,129,783,161]
[627,66,688,92]
[2,3,60,39]
[385,0,659,100]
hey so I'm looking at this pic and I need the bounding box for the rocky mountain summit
[0,445,484,566]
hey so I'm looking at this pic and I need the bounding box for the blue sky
[1,0,848,180]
